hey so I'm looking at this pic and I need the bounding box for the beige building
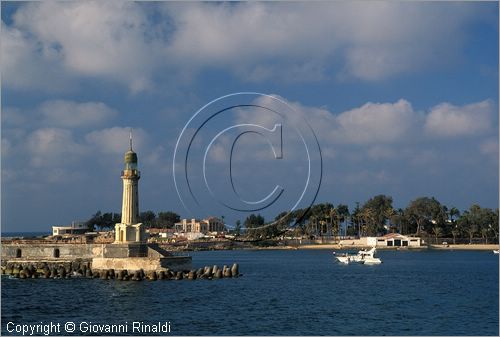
[174,217,225,234]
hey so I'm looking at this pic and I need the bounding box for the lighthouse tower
[114,132,145,243]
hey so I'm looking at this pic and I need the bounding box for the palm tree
[385,208,396,233]
[432,226,442,244]
[451,228,460,244]
[307,215,318,238]
[449,207,460,223]
[361,208,376,236]
[330,208,339,241]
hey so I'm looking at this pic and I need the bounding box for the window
[402,241,408,246]
[394,239,402,246]
[16,248,22,258]
[54,248,60,258]
[387,241,393,247]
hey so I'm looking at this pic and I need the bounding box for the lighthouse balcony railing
[121,169,141,177]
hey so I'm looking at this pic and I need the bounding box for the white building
[366,233,421,247]
[52,221,87,236]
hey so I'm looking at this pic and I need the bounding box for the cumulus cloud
[1,22,72,91]
[4,1,162,92]
[425,99,494,137]
[85,127,148,155]
[241,95,419,146]
[26,128,87,167]
[164,2,481,82]
[1,1,489,91]
[335,99,418,144]
[39,100,118,128]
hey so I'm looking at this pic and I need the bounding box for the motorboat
[335,247,382,265]
[493,249,499,254]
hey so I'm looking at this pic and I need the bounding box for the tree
[491,209,499,243]
[306,215,318,239]
[157,211,180,228]
[361,195,394,235]
[389,208,408,234]
[85,211,102,231]
[481,227,490,244]
[451,227,460,244]
[449,207,460,223]
[349,202,362,237]
[244,214,266,239]
[84,211,121,231]
[235,220,241,236]
[337,204,350,237]
[466,224,478,244]
[100,212,115,229]
[432,226,442,244]
[405,197,446,235]
[460,204,497,244]
[139,210,156,228]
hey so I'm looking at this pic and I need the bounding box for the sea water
[1,249,498,335]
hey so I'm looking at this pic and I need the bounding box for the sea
[1,249,498,336]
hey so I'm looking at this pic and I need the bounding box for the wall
[1,243,103,260]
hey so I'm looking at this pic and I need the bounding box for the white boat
[493,250,499,254]
[335,247,382,265]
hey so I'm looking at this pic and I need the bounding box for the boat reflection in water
[335,247,382,265]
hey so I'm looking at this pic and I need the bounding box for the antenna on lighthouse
[129,128,133,151]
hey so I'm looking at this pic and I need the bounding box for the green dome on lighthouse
[124,129,138,171]
[124,150,138,164]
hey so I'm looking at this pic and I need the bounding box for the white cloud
[335,99,417,144]
[425,100,494,137]
[26,128,87,167]
[85,127,148,155]
[39,100,118,128]
[164,2,482,82]
[1,22,72,91]
[5,1,163,92]
[2,1,488,91]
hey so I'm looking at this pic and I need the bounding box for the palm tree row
[246,195,499,243]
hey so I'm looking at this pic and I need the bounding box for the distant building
[367,233,421,247]
[340,233,422,247]
[147,228,175,239]
[52,221,87,236]
[174,217,226,234]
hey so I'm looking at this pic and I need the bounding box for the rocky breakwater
[1,260,241,282]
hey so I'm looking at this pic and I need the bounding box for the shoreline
[249,243,499,251]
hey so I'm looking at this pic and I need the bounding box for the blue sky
[1,1,498,232]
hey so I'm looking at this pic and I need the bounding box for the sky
[1,1,498,232]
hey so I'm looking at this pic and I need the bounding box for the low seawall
[1,242,240,281]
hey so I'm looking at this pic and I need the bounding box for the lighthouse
[114,132,145,243]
